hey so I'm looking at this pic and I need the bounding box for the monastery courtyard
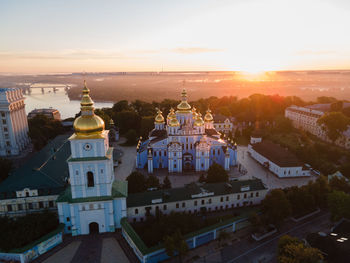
[33,233,132,263]
[113,137,316,189]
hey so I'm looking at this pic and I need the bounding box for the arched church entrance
[89,222,99,234]
[183,153,193,171]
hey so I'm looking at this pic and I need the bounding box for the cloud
[295,50,337,56]
[0,49,138,60]
[171,47,224,54]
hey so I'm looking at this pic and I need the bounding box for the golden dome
[168,116,180,127]
[155,109,165,123]
[194,113,205,127]
[72,81,105,139]
[204,109,214,122]
[167,108,176,120]
[176,89,191,113]
[192,106,198,119]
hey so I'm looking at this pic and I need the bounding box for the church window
[250,193,253,197]
[154,151,157,156]
[202,152,204,156]
[7,205,12,212]
[26,192,29,197]
[182,202,186,207]
[186,138,188,143]
[213,149,215,155]
[49,201,54,207]
[176,203,179,208]
[66,217,70,222]
[18,204,23,210]
[284,171,286,175]
[256,192,259,197]
[220,197,223,202]
[101,169,104,174]
[209,199,212,204]
[28,203,33,210]
[135,209,138,214]
[194,201,198,206]
[164,151,167,156]
[174,152,176,157]
[159,151,162,157]
[87,172,94,187]
[244,193,247,199]
[163,205,167,210]
[226,196,229,201]
[237,194,240,200]
[68,226,71,231]
[174,163,177,168]
[1,112,4,117]
[75,170,79,175]
[190,144,193,150]
[2,119,6,124]
[39,201,43,208]
[201,200,205,205]
[218,149,220,155]
[89,204,94,210]
[201,163,204,168]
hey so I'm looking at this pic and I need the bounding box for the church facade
[136,89,237,174]
[57,82,127,235]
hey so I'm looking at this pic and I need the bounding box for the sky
[1,0,350,73]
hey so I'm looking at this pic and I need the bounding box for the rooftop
[127,179,267,208]
[251,140,303,167]
[0,134,71,199]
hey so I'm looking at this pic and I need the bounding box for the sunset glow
[1,0,350,73]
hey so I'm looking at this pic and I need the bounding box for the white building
[57,81,127,235]
[0,88,30,156]
[248,135,310,178]
[285,105,350,149]
[126,179,267,222]
[28,108,61,120]
[213,114,234,134]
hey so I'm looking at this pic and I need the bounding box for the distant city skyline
[1,0,350,73]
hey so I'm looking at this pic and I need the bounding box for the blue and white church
[57,82,127,235]
[136,89,237,173]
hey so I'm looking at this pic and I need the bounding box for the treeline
[28,115,66,150]
[94,94,311,144]
[0,211,59,252]
[251,175,350,230]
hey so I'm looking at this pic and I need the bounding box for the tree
[126,171,146,193]
[0,158,12,183]
[163,230,188,263]
[262,189,291,225]
[274,115,293,133]
[28,115,65,150]
[162,176,172,189]
[112,100,130,112]
[125,129,137,145]
[329,176,350,193]
[146,175,160,189]
[317,112,350,142]
[198,174,206,183]
[217,230,230,247]
[327,190,350,221]
[278,235,323,263]
[206,163,228,183]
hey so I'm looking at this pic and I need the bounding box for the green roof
[67,147,113,162]
[121,206,258,255]
[127,179,267,208]
[57,180,127,203]
[0,135,71,199]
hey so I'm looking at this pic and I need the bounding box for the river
[24,88,113,119]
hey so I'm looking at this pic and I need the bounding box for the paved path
[113,138,136,181]
[236,145,316,189]
[188,212,331,263]
[43,241,81,263]
[101,238,130,263]
[34,233,132,263]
